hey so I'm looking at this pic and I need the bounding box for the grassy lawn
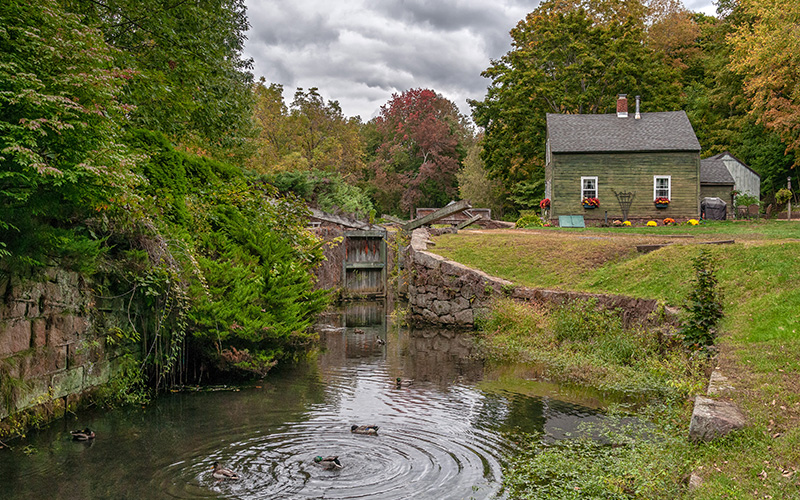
[428,220,800,498]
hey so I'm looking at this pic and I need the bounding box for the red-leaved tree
[367,89,471,216]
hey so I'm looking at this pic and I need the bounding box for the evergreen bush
[681,250,723,350]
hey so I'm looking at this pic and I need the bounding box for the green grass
[429,221,800,499]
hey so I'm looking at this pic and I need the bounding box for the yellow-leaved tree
[729,0,800,166]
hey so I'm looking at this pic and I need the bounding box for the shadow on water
[0,300,624,499]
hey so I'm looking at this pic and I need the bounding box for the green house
[545,95,702,224]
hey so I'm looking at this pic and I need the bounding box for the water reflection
[0,301,615,499]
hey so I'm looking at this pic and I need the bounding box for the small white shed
[712,151,761,199]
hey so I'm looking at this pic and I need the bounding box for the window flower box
[654,197,670,209]
[582,197,599,209]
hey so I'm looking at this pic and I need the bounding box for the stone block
[84,360,112,388]
[436,288,453,301]
[689,396,745,441]
[439,314,454,325]
[73,315,90,334]
[48,315,79,346]
[440,259,470,278]
[707,370,734,396]
[452,297,470,311]
[421,309,439,324]
[438,328,455,339]
[0,319,32,355]
[11,374,52,413]
[414,251,442,270]
[43,281,64,304]
[50,366,84,399]
[432,300,451,316]
[31,318,48,347]
[454,309,474,326]
[20,349,51,378]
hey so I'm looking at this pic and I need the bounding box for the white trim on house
[581,176,598,199]
[654,175,671,200]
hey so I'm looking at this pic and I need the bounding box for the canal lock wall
[0,269,129,433]
[404,228,744,445]
[403,227,680,329]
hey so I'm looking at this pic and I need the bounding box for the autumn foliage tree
[729,0,800,169]
[368,88,470,217]
[250,82,365,176]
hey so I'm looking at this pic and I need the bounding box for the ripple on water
[151,362,512,499]
[0,312,612,500]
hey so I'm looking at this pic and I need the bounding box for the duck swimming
[211,461,239,480]
[375,336,386,346]
[314,455,343,469]
[350,425,379,435]
[353,328,365,334]
[70,428,95,441]
[395,377,414,388]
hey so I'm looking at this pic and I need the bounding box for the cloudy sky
[243,0,717,121]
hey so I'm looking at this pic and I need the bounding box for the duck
[314,455,343,470]
[353,328,365,334]
[211,461,239,480]
[350,424,379,435]
[375,336,386,346]
[70,428,95,441]
[395,377,414,389]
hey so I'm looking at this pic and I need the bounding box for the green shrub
[516,213,545,228]
[681,249,723,351]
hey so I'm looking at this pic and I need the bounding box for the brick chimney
[616,94,628,118]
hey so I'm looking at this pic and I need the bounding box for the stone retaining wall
[0,269,116,423]
[405,228,679,328]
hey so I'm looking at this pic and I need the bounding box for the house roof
[710,151,761,179]
[547,111,701,153]
[700,155,735,185]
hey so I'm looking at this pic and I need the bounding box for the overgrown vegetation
[433,224,800,498]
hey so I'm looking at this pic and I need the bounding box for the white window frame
[654,175,671,200]
[581,176,598,200]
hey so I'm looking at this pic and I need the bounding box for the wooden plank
[402,200,472,231]
[345,262,385,269]
[456,214,482,229]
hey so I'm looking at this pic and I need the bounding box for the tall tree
[680,6,795,199]
[368,89,471,217]
[62,0,256,160]
[471,0,681,211]
[249,82,366,177]
[0,0,141,262]
[728,0,800,168]
[457,137,507,219]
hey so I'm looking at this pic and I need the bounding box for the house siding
[550,151,700,221]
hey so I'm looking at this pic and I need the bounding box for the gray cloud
[243,0,715,120]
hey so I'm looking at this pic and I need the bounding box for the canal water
[0,302,613,499]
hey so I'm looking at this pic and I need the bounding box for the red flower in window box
[582,197,599,208]
[654,197,670,208]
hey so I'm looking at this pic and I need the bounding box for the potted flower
[663,217,675,226]
[540,198,550,209]
[654,197,670,209]
[582,197,599,209]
